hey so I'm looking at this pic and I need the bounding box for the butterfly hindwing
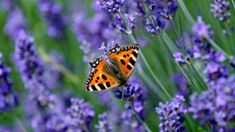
[84,57,119,92]
[108,44,139,79]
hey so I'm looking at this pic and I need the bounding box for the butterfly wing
[108,44,139,79]
[84,57,119,92]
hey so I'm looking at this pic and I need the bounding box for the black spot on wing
[132,51,137,58]
[101,74,107,80]
[98,84,106,90]
[106,82,111,87]
[129,57,135,66]
[91,85,97,91]
[120,59,126,65]
[127,65,132,70]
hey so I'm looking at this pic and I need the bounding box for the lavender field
[0,0,235,131]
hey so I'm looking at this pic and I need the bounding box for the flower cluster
[14,30,45,88]
[156,95,186,132]
[113,78,147,119]
[64,98,95,131]
[43,51,64,89]
[97,0,125,13]
[194,17,230,82]
[0,0,15,12]
[144,0,178,34]
[210,0,230,22]
[189,76,235,131]
[171,73,189,97]
[71,5,121,62]
[95,112,113,132]
[173,52,189,64]
[4,9,27,40]
[121,104,145,131]
[38,0,65,39]
[0,54,18,112]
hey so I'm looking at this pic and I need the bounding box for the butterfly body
[84,44,139,92]
[104,59,127,86]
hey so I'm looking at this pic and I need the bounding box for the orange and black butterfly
[84,44,139,91]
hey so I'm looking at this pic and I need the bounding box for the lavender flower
[38,0,65,38]
[148,0,178,20]
[192,16,211,38]
[0,53,18,112]
[143,0,177,34]
[64,98,95,131]
[111,13,137,34]
[14,30,44,88]
[173,52,189,64]
[95,112,113,132]
[156,95,186,132]
[45,114,67,131]
[210,0,230,22]
[71,7,121,62]
[189,75,235,130]
[4,9,27,40]
[203,60,229,82]
[97,0,125,13]
[113,78,147,119]
[44,51,64,89]
[121,104,145,132]
[171,74,189,97]
[114,78,147,102]
[144,17,165,34]
[0,126,10,132]
[0,0,15,12]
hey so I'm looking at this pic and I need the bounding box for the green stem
[205,36,232,60]
[178,0,195,24]
[160,32,199,93]
[38,47,80,84]
[16,117,28,132]
[176,61,200,93]
[129,34,171,100]
[188,62,208,90]
[137,66,167,101]
[231,0,235,10]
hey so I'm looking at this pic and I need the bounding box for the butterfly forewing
[84,57,119,92]
[108,44,139,79]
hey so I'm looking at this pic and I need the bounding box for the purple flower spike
[173,52,189,64]
[38,0,65,39]
[121,104,145,131]
[65,98,95,131]
[97,0,125,13]
[204,61,229,82]
[156,95,186,132]
[0,0,15,12]
[14,30,44,88]
[189,75,235,130]
[192,16,211,38]
[171,74,189,97]
[113,78,147,119]
[4,9,27,40]
[210,0,230,22]
[112,13,136,34]
[71,8,121,62]
[95,112,113,132]
[0,54,18,112]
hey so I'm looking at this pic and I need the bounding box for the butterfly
[84,44,139,92]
